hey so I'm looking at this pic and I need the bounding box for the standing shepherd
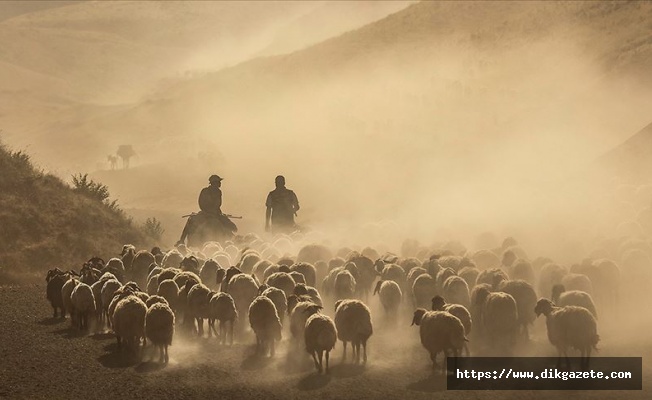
[265,175,300,234]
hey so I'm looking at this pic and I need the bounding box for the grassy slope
[0,142,150,283]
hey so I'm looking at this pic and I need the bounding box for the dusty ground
[0,285,648,399]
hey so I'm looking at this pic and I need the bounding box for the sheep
[290,262,317,287]
[438,256,463,273]
[131,250,156,288]
[347,255,377,300]
[290,301,322,345]
[248,296,282,357]
[442,276,471,308]
[470,283,492,336]
[412,273,438,309]
[334,269,356,301]
[261,286,288,325]
[380,263,407,292]
[61,277,80,327]
[472,250,501,270]
[121,245,137,272]
[46,269,69,318]
[458,267,479,289]
[100,279,122,325]
[297,244,333,264]
[173,270,201,289]
[305,313,338,374]
[179,255,201,275]
[329,257,346,271]
[221,266,243,292]
[187,283,212,336]
[423,258,442,279]
[334,299,373,364]
[538,263,567,300]
[476,268,508,290]
[435,267,456,294]
[508,259,535,285]
[431,295,472,355]
[361,247,380,261]
[71,282,96,331]
[498,280,537,339]
[535,298,599,368]
[293,283,323,307]
[289,271,306,285]
[145,295,168,308]
[145,302,175,363]
[561,273,593,295]
[162,249,184,268]
[103,258,126,283]
[208,292,238,345]
[252,260,273,282]
[551,284,598,318]
[199,259,222,291]
[227,273,259,330]
[238,252,261,274]
[146,274,160,296]
[411,309,467,373]
[373,280,402,321]
[157,279,180,311]
[157,268,180,286]
[406,267,428,301]
[113,295,147,353]
[483,292,519,351]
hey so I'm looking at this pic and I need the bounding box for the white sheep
[187,283,213,336]
[442,276,471,308]
[535,298,599,368]
[208,292,238,345]
[334,269,357,301]
[380,263,407,293]
[305,313,337,374]
[508,259,535,285]
[431,295,472,355]
[551,284,598,318]
[265,271,296,299]
[538,263,567,299]
[290,300,323,345]
[411,309,467,373]
[458,266,479,290]
[248,296,282,357]
[131,250,156,288]
[227,273,259,330]
[145,302,175,363]
[104,258,126,283]
[113,294,147,353]
[483,292,519,351]
[293,283,323,307]
[334,299,373,364]
[561,273,593,295]
[145,295,169,308]
[157,279,180,312]
[61,277,80,327]
[476,268,508,290]
[297,244,333,265]
[71,282,96,331]
[498,280,538,339]
[373,280,402,320]
[261,286,288,325]
[100,279,122,326]
[412,273,438,309]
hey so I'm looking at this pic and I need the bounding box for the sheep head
[215,268,226,285]
[411,309,427,326]
[534,298,555,317]
[551,284,565,303]
[373,280,383,296]
[431,295,446,311]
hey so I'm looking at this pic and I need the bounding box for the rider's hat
[209,175,223,183]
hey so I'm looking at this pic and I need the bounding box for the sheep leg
[363,340,368,364]
[165,345,169,364]
[430,351,438,370]
[325,350,330,374]
[312,351,320,372]
[196,317,203,337]
[53,307,57,318]
[318,350,324,373]
[270,339,276,357]
[229,321,234,346]
[342,341,347,363]
[354,342,360,364]
[159,346,164,363]
[219,321,225,345]
[207,318,213,338]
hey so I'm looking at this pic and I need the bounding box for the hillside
[0,141,153,283]
[599,121,652,183]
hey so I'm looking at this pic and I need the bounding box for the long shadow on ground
[406,371,447,392]
[297,373,331,391]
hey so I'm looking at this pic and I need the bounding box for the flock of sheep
[43,228,644,374]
